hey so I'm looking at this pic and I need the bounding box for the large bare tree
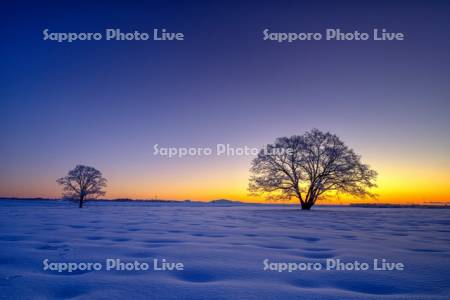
[57,165,107,208]
[249,129,377,209]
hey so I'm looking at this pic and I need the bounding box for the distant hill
[209,199,245,205]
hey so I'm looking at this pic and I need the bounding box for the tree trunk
[79,196,84,208]
[301,202,312,210]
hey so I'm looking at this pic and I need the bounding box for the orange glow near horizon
[1,141,449,205]
[1,159,449,205]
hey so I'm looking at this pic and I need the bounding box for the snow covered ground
[1,200,449,299]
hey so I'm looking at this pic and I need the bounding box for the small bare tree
[57,165,107,208]
[249,129,377,210]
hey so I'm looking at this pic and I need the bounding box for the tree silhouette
[57,165,107,208]
[249,129,377,209]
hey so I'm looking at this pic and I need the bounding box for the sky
[1,0,449,204]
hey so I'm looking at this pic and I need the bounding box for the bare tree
[57,165,107,208]
[249,129,377,210]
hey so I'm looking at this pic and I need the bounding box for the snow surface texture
[1,200,449,299]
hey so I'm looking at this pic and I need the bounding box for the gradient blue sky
[1,0,449,202]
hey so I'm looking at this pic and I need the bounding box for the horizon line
[1,196,449,206]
